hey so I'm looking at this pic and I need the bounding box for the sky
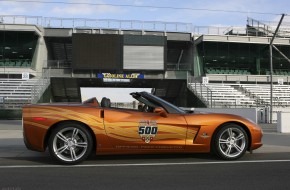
[0,0,290,27]
[81,87,151,102]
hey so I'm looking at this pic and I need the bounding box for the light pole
[269,14,285,123]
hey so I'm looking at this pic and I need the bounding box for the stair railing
[187,73,213,108]
[31,68,51,104]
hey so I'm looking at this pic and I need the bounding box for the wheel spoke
[227,128,234,138]
[219,139,229,144]
[70,148,77,161]
[225,145,232,156]
[235,133,245,141]
[233,143,243,153]
[72,128,79,139]
[75,142,87,148]
[57,132,68,143]
[56,145,68,154]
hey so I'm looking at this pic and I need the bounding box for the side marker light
[33,117,47,121]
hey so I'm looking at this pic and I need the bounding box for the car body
[22,91,263,164]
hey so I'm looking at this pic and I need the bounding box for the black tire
[213,123,248,160]
[48,122,93,165]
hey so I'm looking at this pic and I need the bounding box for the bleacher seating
[241,84,290,107]
[188,80,290,108]
[0,78,38,109]
[204,83,255,107]
[205,68,251,75]
[206,68,290,76]
[0,59,32,68]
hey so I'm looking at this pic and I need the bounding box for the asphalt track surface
[0,121,290,190]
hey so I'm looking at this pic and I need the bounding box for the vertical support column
[269,13,285,124]
[256,58,260,75]
[269,45,273,123]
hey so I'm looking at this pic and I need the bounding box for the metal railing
[0,15,42,25]
[2,15,289,37]
[0,77,39,109]
[46,60,71,68]
[31,68,51,104]
[0,15,192,33]
[249,17,290,27]
[166,63,191,71]
[187,73,213,107]
[44,17,193,32]
[44,59,191,71]
[247,17,290,37]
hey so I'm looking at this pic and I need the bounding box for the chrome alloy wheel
[218,127,246,158]
[52,127,88,162]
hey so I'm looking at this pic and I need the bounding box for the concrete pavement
[1,121,289,190]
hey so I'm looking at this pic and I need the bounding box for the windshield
[131,91,186,114]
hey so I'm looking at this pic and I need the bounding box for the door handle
[100,110,104,118]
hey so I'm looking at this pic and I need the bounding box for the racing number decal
[138,120,158,143]
[138,126,158,135]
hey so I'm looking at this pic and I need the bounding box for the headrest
[101,97,111,108]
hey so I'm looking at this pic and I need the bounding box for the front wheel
[48,122,93,165]
[213,123,248,160]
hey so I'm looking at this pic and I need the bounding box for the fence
[187,74,213,107]
[31,68,51,104]
[0,15,192,33]
[2,15,290,37]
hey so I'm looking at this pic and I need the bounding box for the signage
[97,73,144,79]
[138,120,158,143]
[22,72,30,80]
[202,77,209,84]
[278,78,284,85]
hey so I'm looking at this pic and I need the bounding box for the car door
[102,108,188,152]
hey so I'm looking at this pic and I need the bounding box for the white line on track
[1,159,290,169]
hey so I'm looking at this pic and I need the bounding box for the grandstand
[0,70,50,109]
[0,78,35,109]
[1,15,290,122]
[188,78,290,108]
[241,84,290,107]
[188,82,255,108]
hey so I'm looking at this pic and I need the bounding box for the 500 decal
[138,121,158,143]
[138,126,158,135]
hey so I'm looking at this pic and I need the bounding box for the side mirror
[83,97,99,107]
[154,107,167,117]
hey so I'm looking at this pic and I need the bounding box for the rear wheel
[48,122,93,165]
[213,123,248,160]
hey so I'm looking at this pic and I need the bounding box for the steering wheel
[142,105,154,112]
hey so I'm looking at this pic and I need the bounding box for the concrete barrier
[277,112,290,133]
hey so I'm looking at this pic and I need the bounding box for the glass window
[198,41,284,75]
[0,31,38,67]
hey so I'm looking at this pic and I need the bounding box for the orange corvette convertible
[22,91,263,164]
